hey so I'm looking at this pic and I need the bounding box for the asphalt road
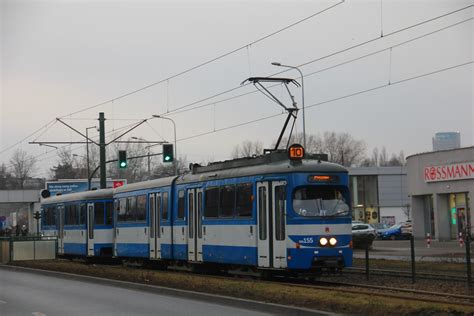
[0,269,272,316]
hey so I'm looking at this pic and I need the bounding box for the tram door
[149,193,161,259]
[58,205,65,254]
[257,181,287,269]
[188,188,203,262]
[87,203,94,256]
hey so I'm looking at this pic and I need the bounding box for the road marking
[0,300,6,304]
[32,312,47,316]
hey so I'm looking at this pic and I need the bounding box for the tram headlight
[319,237,328,246]
[329,237,337,246]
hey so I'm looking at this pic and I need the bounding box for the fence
[353,234,472,290]
[0,236,57,263]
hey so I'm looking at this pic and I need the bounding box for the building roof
[406,146,474,160]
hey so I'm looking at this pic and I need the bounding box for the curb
[0,264,337,316]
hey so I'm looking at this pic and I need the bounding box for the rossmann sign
[424,162,474,182]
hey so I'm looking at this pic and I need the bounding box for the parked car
[372,223,392,239]
[352,223,376,248]
[381,222,412,240]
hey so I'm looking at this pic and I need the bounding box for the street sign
[46,179,127,196]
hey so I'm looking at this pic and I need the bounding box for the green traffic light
[120,161,127,168]
[164,156,171,161]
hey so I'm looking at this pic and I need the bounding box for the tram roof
[177,156,348,184]
[113,176,176,194]
[41,188,114,204]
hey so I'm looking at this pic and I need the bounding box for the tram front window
[293,186,350,217]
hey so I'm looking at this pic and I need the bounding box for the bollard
[466,233,472,291]
[459,232,465,248]
[410,234,416,284]
[365,244,369,281]
[426,233,431,248]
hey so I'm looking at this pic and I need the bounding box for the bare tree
[107,141,148,183]
[49,148,78,180]
[379,147,388,166]
[9,149,37,189]
[269,131,366,167]
[231,140,264,158]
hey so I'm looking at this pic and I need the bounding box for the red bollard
[459,232,465,248]
[426,233,431,248]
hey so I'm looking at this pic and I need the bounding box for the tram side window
[105,201,113,225]
[117,198,128,222]
[43,206,57,226]
[127,197,137,221]
[274,186,286,241]
[177,190,185,220]
[204,187,219,218]
[94,202,105,225]
[79,203,87,225]
[162,192,169,220]
[66,204,79,225]
[236,183,253,217]
[65,205,72,225]
[219,185,235,217]
[136,195,146,221]
[258,186,267,240]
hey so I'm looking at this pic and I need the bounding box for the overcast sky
[1,0,472,178]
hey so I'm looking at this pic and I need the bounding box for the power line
[56,1,345,119]
[0,119,56,155]
[176,61,473,143]
[2,3,471,158]
[163,17,473,118]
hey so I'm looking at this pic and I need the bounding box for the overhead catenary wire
[56,1,345,119]
[2,3,471,165]
[27,15,474,169]
[175,61,473,143]
[3,120,146,170]
[0,1,345,158]
[162,17,473,118]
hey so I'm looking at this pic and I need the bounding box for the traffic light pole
[99,112,107,189]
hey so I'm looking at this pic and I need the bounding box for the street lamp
[131,137,151,179]
[152,115,177,175]
[85,126,97,190]
[271,62,306,149]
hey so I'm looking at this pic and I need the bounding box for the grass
[353,258,467,273]
[11,260,474,315]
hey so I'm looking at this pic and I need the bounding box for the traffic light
[118,150,127,168]
[163,144,174,162]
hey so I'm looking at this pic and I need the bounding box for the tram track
[346,267,467,282]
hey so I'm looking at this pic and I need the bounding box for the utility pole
[99,112,107,189]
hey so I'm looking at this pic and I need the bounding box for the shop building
[407,147,473,241]
[349,167,409,225]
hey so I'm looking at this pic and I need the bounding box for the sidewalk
[353,240,470,262]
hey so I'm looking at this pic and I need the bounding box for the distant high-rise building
[432,132,461,151]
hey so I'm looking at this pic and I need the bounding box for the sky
[0,0,473,178]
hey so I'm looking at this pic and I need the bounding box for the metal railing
[0,235,58,263]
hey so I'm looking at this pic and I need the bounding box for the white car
[352,223,377,239]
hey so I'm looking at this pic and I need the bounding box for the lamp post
[271,62,306,148]
[85,126,96,190]
[131,137,151,179]
[152,115,177,175]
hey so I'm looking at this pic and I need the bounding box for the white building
[349,167,409,226]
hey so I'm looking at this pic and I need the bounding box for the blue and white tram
[40,189,114,257]
[176,151,352,272]
[111,148,352,273]
[113,178,174,259]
